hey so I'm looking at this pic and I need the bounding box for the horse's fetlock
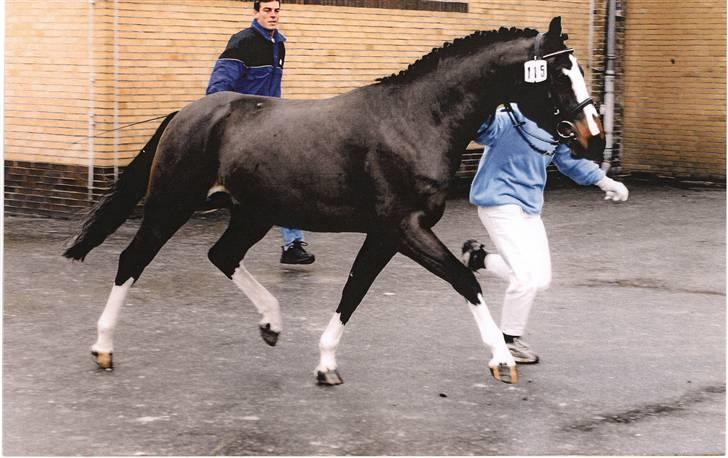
[319,337,338,353]
[96,322,115,335]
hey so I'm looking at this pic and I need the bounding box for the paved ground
[3,179,726,455]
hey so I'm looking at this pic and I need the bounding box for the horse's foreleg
[316,233,398,385]
[207,208,278,345]
[91,202,194,370]
[398,213,517,384]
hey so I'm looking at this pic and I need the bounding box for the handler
[206,0,315,265]
[462,103,629,364]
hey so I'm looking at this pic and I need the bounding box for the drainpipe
[87,0,96,200]
[587,0,595,72]
[600,0,619,173]
[113,0,120,180]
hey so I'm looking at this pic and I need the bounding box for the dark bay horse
[64,17,605,385]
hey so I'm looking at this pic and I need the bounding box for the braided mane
[376,26,539,85]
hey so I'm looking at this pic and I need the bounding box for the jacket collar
[252,19,286,43]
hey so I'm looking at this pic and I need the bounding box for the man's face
[255,1,281,31]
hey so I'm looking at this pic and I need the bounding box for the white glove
[596,177,629,202]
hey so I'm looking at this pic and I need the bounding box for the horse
[64,17,605,386]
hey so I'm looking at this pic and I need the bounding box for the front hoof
[489,363,518,384]
[316,370,344,386]
[92,351,113,370]
[259,324,279,347]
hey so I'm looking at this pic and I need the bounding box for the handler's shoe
[281,241,316,265]
[507,338,540,364]
[461,239,488,271]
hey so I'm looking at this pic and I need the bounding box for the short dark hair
[254,0,281,11]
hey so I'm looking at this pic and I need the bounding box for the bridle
[503,103,559,156]
[512,33,597,154]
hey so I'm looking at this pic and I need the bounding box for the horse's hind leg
[316,233,398,385]
[91,201,194,369]
[397,212,517,384]
[206,207,279,345]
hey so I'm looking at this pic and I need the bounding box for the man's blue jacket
[206,20,286,97]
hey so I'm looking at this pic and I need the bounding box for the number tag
[524,59,547,83]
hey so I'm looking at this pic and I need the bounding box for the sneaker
[461,239,488,271]
[280,241,316,265]
[507,337,540,364]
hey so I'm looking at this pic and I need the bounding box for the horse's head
[512,17,605,161]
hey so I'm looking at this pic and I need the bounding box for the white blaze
[563,55,601,136]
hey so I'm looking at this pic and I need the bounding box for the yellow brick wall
[5,1,97,166]
[621,0,726,179]
[5,0,593,170]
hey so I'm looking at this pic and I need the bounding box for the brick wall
[4,161,117,218]
[620,0,726,180]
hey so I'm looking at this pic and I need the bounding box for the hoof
[489,363,518,384]
[92,351,113,370]
[316,370,343,386]
[259,324,279,347]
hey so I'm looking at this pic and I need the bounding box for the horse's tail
[63,111,178,261]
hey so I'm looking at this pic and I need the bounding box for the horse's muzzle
[568,113,605,162]
[570,133,605,162]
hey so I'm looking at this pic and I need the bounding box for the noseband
[554,97,596,141]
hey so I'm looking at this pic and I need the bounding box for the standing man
[206,0,315,265]
[462,103,629,364]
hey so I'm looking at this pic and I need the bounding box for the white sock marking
[468,294,515,368]
[317,312,345,373]
[231,263,282,332]
[92,277,133,354]
[563,55,601,136]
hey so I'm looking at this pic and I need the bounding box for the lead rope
[70,113,171,145]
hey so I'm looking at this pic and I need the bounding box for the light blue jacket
[469,105,605,214]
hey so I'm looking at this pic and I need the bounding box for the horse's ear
[547,16,562,36]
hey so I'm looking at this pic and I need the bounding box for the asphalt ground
[3,179,726,455]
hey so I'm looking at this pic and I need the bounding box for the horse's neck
[397,39,529,149]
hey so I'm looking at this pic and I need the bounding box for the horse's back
[208,91,382,229]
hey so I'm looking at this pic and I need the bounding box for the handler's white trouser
[477,204,551,336]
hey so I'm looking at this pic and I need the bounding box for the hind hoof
[316,370,343,386]
[259,324,279,346]
[490,363,517,384]
[92,351,113,370]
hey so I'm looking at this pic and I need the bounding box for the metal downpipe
[600,0,618,173]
